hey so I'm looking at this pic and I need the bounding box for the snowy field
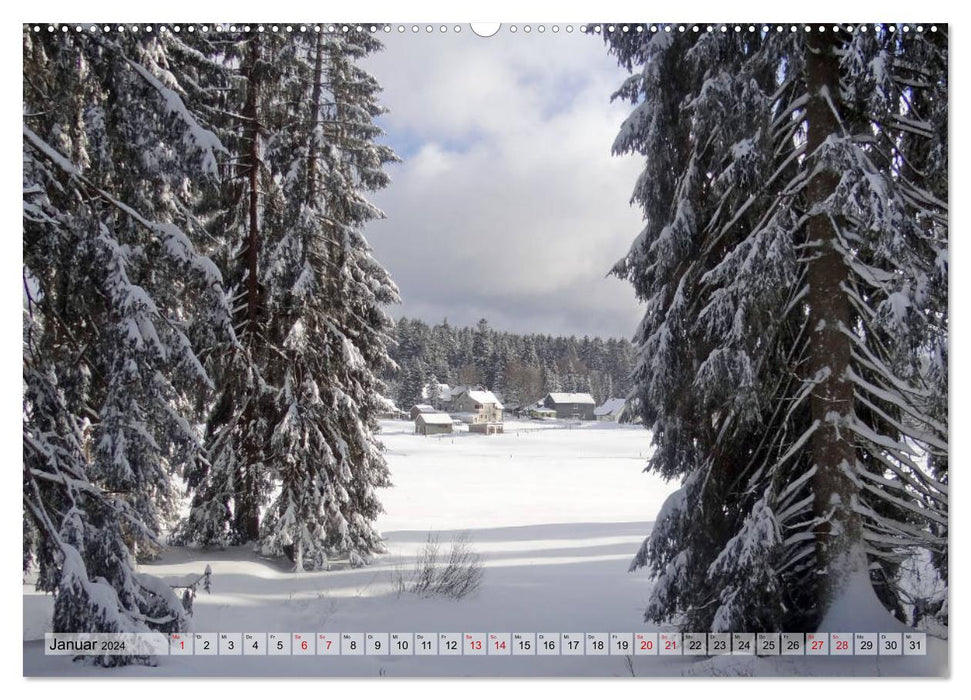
[23,420,947,677]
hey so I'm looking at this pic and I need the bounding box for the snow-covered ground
[22,420,947,677]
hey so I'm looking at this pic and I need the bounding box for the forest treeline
[386,317,636,409]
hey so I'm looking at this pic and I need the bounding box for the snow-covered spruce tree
[176,29,399,567]
[23,26,232,660]
[174,29,283,547]
[256,31,399,569]
[863,28,948,619]
[603,25,947,631]
[397,357,428,410]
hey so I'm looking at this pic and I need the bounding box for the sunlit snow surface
[23,420,946,676]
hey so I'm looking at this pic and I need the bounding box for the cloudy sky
[360,27,646,339]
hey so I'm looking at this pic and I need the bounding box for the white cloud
[361,30,646,338]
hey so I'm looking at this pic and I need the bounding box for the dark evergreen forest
[386,317,636,409]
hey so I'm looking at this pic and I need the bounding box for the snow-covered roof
[594,397,627,416]
[412,404,435,413]
[464,390,504,409]
[416,412,454,426]
[546,392,596,405]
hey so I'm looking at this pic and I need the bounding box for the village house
[415,412,455,435]
[523,398,556,419]
[452,389,504,434]
[594,397,628,422]
[409,404,436,421]
[528,405,557,420]
[443,384,479,407]
[542,392,596,420]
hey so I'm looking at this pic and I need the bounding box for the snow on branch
[126,59,227,175]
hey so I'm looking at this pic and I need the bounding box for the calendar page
[22,6,949,682]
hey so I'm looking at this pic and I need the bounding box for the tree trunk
[245,36,261,339]
[803,31,865,621]
[326,42,349,306]
[306,33,324,207]
[235,35,263,543]
[294,539,303,573]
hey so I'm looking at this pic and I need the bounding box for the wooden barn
[542,392,596,420]
[415,412,455,435]
[409,404,436,421]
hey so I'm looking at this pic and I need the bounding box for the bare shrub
[401,532,483,600]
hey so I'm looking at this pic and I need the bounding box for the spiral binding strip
[26,24,943,36]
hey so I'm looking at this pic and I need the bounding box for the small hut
[415,412,455,435]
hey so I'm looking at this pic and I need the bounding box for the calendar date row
[46,632,927,656]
